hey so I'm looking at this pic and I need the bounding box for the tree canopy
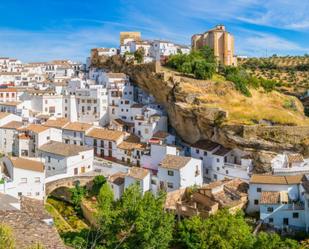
[166,46,217,80]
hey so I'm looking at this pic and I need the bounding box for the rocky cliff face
[94,56,309,172]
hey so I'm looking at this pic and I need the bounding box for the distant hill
[239,55,309,96]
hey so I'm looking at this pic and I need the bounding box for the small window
[195,149,199,154]
[205,169,209,174]
[293,212,299,218]
[20,178,27,184]
[18,192,22,196]
[254,199,259,205]
[167,182,174,188]
[36,192,40,196]
[225,170,229,174]
[217,167,220,171]
[167,170,174,176]
[151,179,156,185]
[204,151,207,156]
[257,187,262,193]
[216,158,220,163]
[267,207,273,213]
[48,156,51,163]
[34,177,40,183]
[82,155,84,159]
[269,218,273,223]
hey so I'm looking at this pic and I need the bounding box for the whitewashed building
[124,166,151,194]
[62,122,93,145]
[247,174,309,232]
[85,127,125,159]
[0,157,45,200]
[39,141,93,177]
[157,154,203,192]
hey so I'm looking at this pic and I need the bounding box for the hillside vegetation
[239,55,309,95]
[162,66,309,126]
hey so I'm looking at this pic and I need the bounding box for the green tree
[134,48,145,63]
[177,210,254,249]
[70,183,87,213]
[200,46,216,63]
[0,223,15,249]
[254,232,299,249]
[97,184,174,249]
[91,175,107,196]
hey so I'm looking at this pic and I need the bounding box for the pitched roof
[63,122,93,132]
[8,157,44,172]
[118,135,146,151]
[260,191,288,204]
[250,174,304,185]
[0,121,23,129]
[127,167,149,180]
[25,124,50,133]
[287,154,304,163]
[43,118,69,129]
[86,128,124,141]
[191,139,220,151]
[153,131,170,139]
[159,155,192,170]
[39,141,91,157]
[0,112,10,119]
[213,146,231,156]
[109,172,126,186]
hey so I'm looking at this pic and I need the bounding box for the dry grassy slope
[94,56,309,171]
[239,56,309,96]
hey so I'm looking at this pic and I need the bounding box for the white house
[0,121,23,154]
[39,141,93,177]
[14,124,62,157]
[141,142,178,171]
[85,127,125,159]
[191,140,252,182]
[150,40,178,61]
[157,154,203,192]
[272,153,309,175]
[248,174,309,232]
[0,157,45,200]
[116,135,147,166]
[76,85,108,126]
[124,166,151,194]
[108,172,125,200]
[62,122,93,145]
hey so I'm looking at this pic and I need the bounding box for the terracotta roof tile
[86,128,124,141]
[260,191,288,204]
[44,118,69,129]
[39,141,92,157]
[8,157,44,172]
[0,121,23,129]
[63,122,93,132]
[26,124,50,133]
[127,167,149,180]
[250,174,304,185]
[159,155,192,170]
[287,154,304,163]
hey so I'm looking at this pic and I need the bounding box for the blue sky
[0,0,308,62]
